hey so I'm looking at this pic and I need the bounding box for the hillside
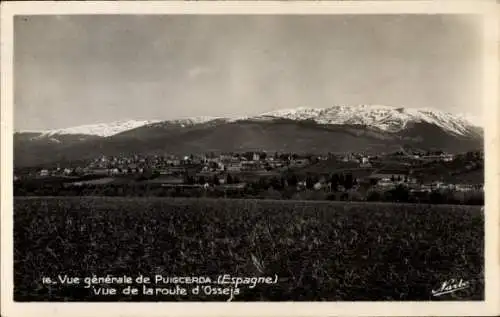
[14,105,483,167]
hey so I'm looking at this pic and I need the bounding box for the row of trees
[14,181,484,205]
[182,174,251,185]
[366,185,483,205]
[177,170,359,191]
[280,171,358,190]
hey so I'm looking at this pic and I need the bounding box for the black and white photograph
[1,1,499,316]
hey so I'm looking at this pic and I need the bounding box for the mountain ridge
[16,105,482,138]
[14,105,483,167]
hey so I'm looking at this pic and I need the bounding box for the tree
[184,174,194,185]
[305,175,314,189]
[232,175,240,184]
[339,173,345,187]
[198,175,206,185]
[390,185,409,202]
[243,152,253,161]
[344,173,354,190]
[270,176,283,190]
[367,191,382,201]
[331,174,340,191]
[429,191,445,204]
[212,175,220,185]
[142,168,153,179]
[257,177,270,190]
[465,151,475,161]
[287,173,298,187]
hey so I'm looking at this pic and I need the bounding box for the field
[14,197,484,301]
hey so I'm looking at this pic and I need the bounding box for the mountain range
[14,105,483,168]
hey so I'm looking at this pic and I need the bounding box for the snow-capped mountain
[31,120,162,138]
[16,105,481,139]
[149,116,226,128]
[15,105,483,167]
[22,117,230,138]
[252,105,481,136]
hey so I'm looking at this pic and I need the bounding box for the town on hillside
[14,149,484,204]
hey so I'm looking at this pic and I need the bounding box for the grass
[14,197,484,301]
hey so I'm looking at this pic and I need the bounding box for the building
[369,172,407,182]
[219,183,247,190]
[166,159,181,166]
[369,169,417,186]
[455,184,481,192]
[269,159,286,168]
[226,162,242,172]
[206,157,219,163]
[422,154,454,162]
[39,169,49,177]
[241,161,261,171]
[376,179,397,188]
[297,181,307,190]
[219,154,233,161]
[313,182,323,190]
[360,157,372,168]
[442,154,454,162]
[217,162,226,171]
[90,168,110,176]
[156,169,172,175]
[252,153,260,161]
[291,158,310,167]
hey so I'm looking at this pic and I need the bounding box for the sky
[14,14,483,130]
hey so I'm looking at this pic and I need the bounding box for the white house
[291,158,310,167]
[226,162,242,172]
[360,157,372,168]
[313,182,323,190]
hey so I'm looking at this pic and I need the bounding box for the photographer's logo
[432,278,470,297]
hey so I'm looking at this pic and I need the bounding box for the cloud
[187,66,212,79]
